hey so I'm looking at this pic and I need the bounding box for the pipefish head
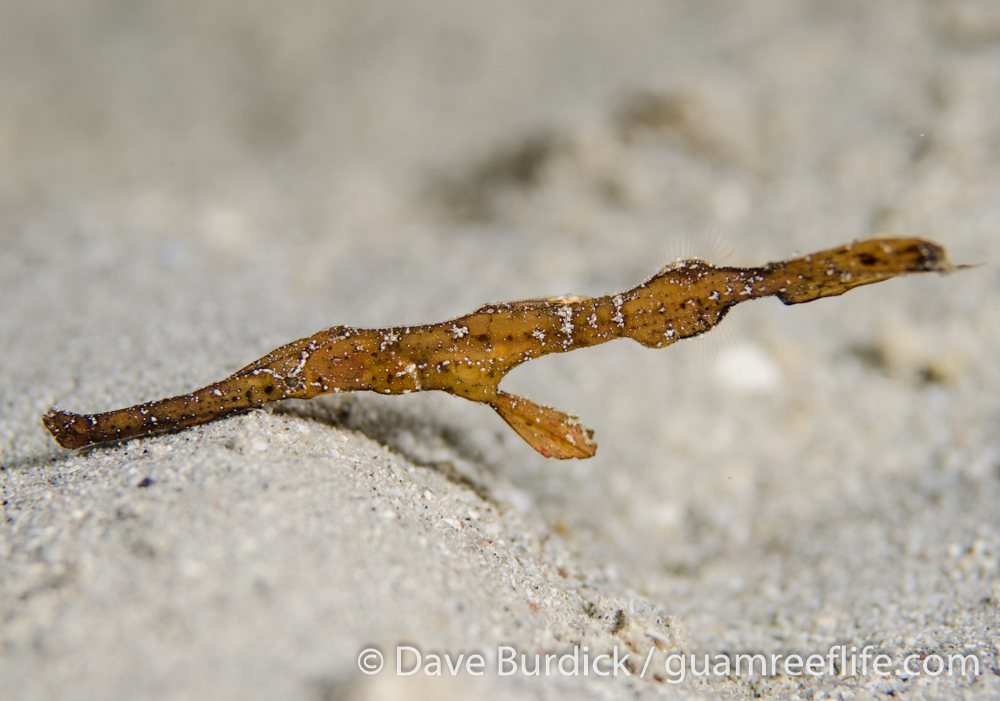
[899,238,977,276]
[769,237,960,305]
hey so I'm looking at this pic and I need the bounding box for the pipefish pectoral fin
[489,390,596,459]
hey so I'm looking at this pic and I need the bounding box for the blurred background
[2,0,999,697]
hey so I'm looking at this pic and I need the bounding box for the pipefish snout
[44,237,958,458]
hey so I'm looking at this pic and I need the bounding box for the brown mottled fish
[44,237,955,458]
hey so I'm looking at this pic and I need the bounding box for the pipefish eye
[284,376,300,387]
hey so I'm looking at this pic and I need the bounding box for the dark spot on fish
[916,243,944,270]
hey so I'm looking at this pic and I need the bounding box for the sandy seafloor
[2,1,1000,699]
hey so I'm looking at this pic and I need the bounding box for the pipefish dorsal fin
[471,294,592,315]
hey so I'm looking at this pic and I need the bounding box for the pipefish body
[44,237,955,458]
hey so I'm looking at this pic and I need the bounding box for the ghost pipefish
[44,237,955,458]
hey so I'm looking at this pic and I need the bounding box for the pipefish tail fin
[42,374,266,449]
[42,409,95,449]
[41,407,180,450]
[489,391,596,459]
[768,237,951,305]
[42,398,234,450]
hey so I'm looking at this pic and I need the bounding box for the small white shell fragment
[713,344,781,393]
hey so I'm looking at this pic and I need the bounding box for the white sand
[2,1,1000,698]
